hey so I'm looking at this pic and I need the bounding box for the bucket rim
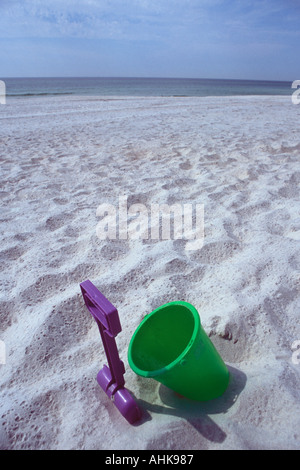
[127,301,200,378]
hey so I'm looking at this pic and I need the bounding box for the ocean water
[3,76,293,98]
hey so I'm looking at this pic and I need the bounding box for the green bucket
[128,301,229,401]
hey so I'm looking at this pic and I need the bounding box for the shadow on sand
[132,365,247,444]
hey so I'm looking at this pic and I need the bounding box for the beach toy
[80,280,142,424]
[128,301,229,401]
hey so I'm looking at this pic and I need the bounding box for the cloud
[0,1,228,42]
[0,1,160,44]
[0,0,299,78]
[1,0,299,44]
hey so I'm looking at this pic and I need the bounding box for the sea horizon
[1,76,294,98]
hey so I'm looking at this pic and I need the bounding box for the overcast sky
[0,0,299,80]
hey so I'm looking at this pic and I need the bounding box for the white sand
[0,95,300,450]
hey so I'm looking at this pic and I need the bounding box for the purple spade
[80,280,141,424]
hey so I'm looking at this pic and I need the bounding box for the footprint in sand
[0,245,26,261]
[43,212,73,232]
[192,240,240,264]
[179,160,192,170]
[100,240,130,260]
[0,300,16,330]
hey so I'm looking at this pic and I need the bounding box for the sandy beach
[0,94,300,450]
